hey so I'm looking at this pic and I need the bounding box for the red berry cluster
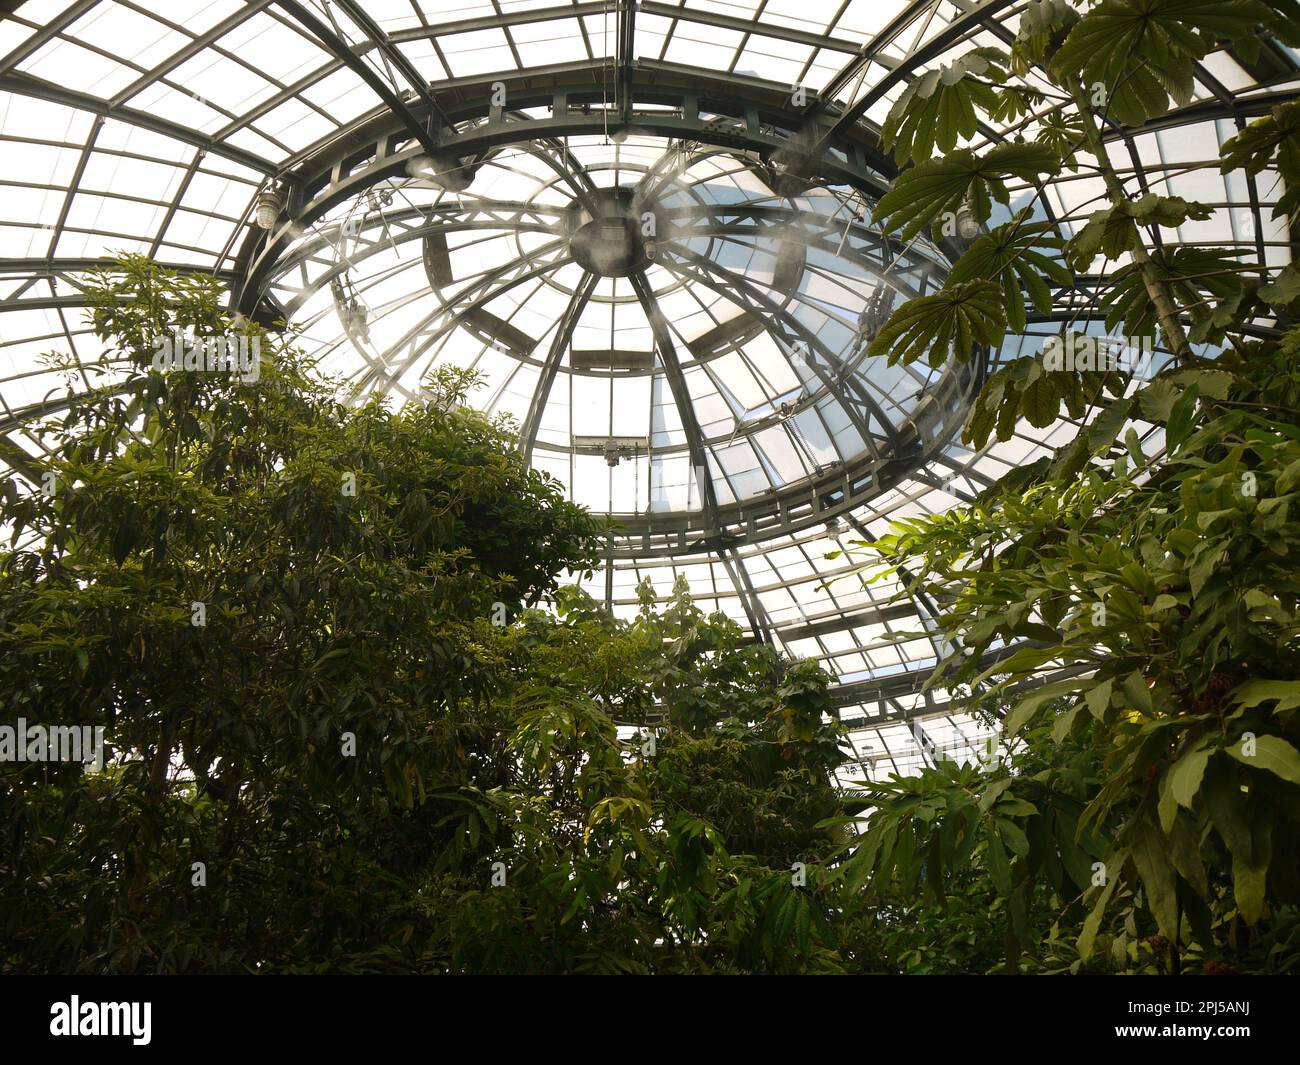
[1191,672,1235,716]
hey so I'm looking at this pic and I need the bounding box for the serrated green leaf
[881,48,1009,164]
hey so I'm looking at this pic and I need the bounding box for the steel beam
[354,240,574,394]
[271,199,940,331]
[835,663,1095,726]
[815,0,933,106]
[273,203,560,317]
[0,0,99,76]
[616,0,637,126]
[519,271,598,462]
[232,65,896,314]
[0,257,237,281]
[106,2,277,109]
[387,2,609,41]
[640,0,863,56]
[845,513,951,665]
[629,267,721,525]
[778,601,917,642]
[0,72,277,174]
[660,246,904,455]
[719,548,775,645]
[331,0,453,128]
[270,0,442,156]
[822,0,1018,140]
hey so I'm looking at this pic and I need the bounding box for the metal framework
[0,0,1294,778]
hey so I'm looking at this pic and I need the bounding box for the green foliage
[873,143,1059,244]
[410,580,852,974]
[947,213,1071,332]
[1221,99,1300,219]
[846,1,1300,971]
[837,720,1107,970]
[1065,195,1214,271]
[1097,247,1252,341]
[8,0,1300,977]
[0,259,852,974]
[880,48,1009,165]
[864,0,1300,378]
[1049,0,1272,125]
[1032,109,1086,172]
[1011,0,1080,69]
[867,281,1005,369]
[963,349,1126,448]
[849,334,1300,971]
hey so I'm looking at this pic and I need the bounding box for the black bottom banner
[0,974,1287,1052]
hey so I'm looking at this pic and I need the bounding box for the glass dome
[267,138,975,529]
[0,0,1295,783]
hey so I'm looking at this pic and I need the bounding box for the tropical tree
[415,579,851,974]
[0,258,852,974]
[835,0,1300,972]
[0,256,598,971]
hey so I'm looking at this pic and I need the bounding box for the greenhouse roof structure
[0,0,1296,780]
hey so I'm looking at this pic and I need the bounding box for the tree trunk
[1070,85,1194,365]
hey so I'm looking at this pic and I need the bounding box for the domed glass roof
[0,0,1295,782]
[270,137,973,525]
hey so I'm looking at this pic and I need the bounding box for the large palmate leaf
[1032,106,1086,171]
[1223,0,1300,62]
[867,280,1005,368]
[1065,195,1214,271]
[1186,263,1300,345]
[1260,263,1300,309]
[962,352,1109,448]
[1012,0,1080,69]
[1099,246,1249,338]
[946,212,1071,332]
[874,142,1059,243]
[987,85,1049,126]
[1101,55,1195,127]
[1221,99,1300,218]
[1050,0,1272,125]
[881,47,1009,165]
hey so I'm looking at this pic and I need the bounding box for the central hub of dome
[565,187,654,277]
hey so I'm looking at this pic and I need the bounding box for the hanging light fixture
[955,202,980,240]
[254,187,283,230]
[344,298,369,344]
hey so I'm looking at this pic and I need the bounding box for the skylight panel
[125,82,231,137]
[662,24,744,73]
[63,2,189,72]
[168,52,282,117]
[18,40,139,97]
[508,17,589,66]
[253,96,339,152]
[437,27,516,77]
[79,153,184,203]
